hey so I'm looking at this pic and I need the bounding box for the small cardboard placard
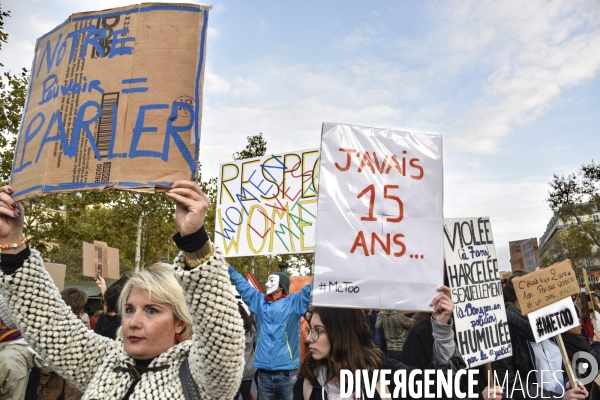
[443,217,512,368]
[44,262,66,292]
[520,239,538,272]
[83,241,120,279]
[290,276,312,294]
[10,3,210,200]
[527,297,578,343]
[513,260,578,315]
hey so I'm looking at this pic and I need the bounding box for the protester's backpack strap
[179,359,201,400]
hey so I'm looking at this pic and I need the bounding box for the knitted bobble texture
[0,248,245,400]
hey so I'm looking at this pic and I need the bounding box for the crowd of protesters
[0,182,597,400]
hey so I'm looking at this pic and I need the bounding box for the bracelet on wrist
[0,236,27,254]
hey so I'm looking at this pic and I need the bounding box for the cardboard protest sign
[509,238,540,271]
[443,217,512,368]
[290,276,312,294]
[312,123,443,310]
[513,260,578,315]
[527,297,578,343]
[10,3,210,200]
[520,239,538,272]
[216,149,319,257]
[83,241,120,279]
[45,262,66,292]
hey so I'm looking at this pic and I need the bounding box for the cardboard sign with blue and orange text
[216,149,319,257]
[312,123,443,310]
[10,3,210,200]
[443,217,512,368]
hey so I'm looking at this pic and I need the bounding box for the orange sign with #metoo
[312,123,444,311]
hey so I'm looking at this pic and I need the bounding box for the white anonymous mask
[265,274,280,295]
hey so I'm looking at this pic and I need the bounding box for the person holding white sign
[492,271,588,400]
[293,286,468,399]
[0,182,245,400]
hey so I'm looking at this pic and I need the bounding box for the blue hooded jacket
[229,268,312,371]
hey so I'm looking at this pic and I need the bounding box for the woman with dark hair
[61,288,90,329]
[236,302,257,400]
[94,276,122,339]
[491,270,587,400]
[293,286,472,399]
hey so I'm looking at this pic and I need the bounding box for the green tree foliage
[232,133,267,161]
[546,161,600,268]
[0,10,28,185]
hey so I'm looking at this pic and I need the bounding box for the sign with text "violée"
[444,217,512,368]
[216,149,319,256]
[312,122,443,311]
[11,3,209,200]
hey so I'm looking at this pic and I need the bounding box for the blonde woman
[0,181,244,399]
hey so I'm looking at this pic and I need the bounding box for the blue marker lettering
[13,113,45,173]
[130,104,169,159]
[109,29,135,57]
[35,110,68,163]
[162,101,194,173]
[72,101,102,160]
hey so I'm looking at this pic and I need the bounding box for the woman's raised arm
[167,181,245,400]
[0,185,117,391]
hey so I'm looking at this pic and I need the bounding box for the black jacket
[561,332,600,394]
[492,304,566,399]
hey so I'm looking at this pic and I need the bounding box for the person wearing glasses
[294,286,488,400]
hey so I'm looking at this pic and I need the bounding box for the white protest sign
[521,239,538,272]
[443,217,512,368]
[215,149,319,257]
[528,297,578,343]
[11,3,209,200]
[312,122,443,310]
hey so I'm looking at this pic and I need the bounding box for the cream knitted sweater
[0,248,245,400]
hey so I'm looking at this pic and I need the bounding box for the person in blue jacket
[228,266,312,400]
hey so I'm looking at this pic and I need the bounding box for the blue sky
[2,0,600,270]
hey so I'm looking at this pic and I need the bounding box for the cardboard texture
[513,260,578,315]
[443,217,512,368]
[10,3,210,200]
[44,262,66,292]
[290,276,312,294]
[509,238,541,272]
[520,239,538,272]
[216,148,319,257]
[83,240,120,279]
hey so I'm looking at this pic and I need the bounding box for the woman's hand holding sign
[165,180,210,236]
[431,285,455,325]
[0,185,25,255]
